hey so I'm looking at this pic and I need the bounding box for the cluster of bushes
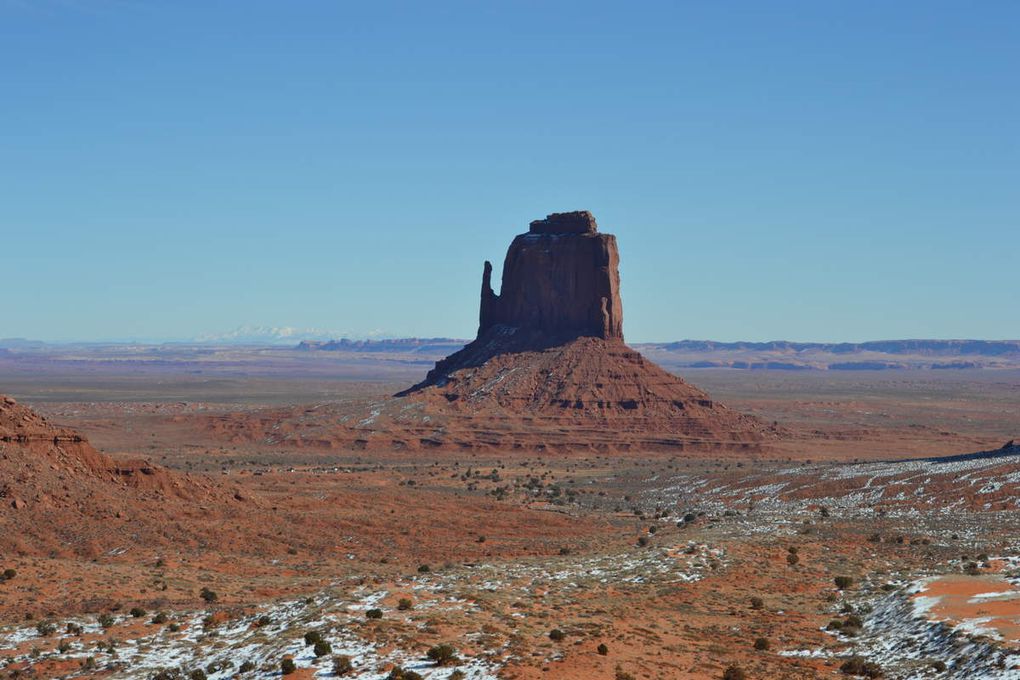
[0,568,16,581]
[827,614,864,637]
[302,630,333,657]
[840,655,883,677]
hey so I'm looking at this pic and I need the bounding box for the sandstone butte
[395,211,776,453]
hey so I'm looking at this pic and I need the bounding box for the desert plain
[1,337,1018,680]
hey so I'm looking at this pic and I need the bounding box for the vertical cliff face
[479,211,624,341]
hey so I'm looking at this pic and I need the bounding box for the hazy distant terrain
[4,337,1019,375]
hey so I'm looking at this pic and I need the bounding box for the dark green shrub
[787,552,800,566]
[189,670,207,680]
[152,612,169,624]
[313,640,332,657]
[98,613,115,628]
[398,598,413,611]
[387,667,423,680]
[35,621,55,637]
[366,608,383,619]
[200,587,218,603]
[332,655,354,675]
[130,607,146,618]
[2,568,16,581]
[303,630,322,645]
[417,564,430,573]
[834,576,854,590]
[427,643,459,665]
[749,596,764,610]
[549,628,565,641]
[722,665,747,680]
[840,656,883,677]
[753,637,769,651]
[239,660,256,673]
[597,643,609,655]
[281,658,297,675]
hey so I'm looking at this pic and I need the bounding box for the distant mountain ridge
[650,339,1020,356]
[297,338,466,353]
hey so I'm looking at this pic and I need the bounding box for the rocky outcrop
[478,210,623,341]
[0,394,243,556]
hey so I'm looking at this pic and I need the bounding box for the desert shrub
[964,561,981,576]
[239,660,256,673]
[868,533,881,543]
[66,622,83,635]
[549,628,565,641]
[151,612,169,624]
[57,639,72,654]
[168,622,181,632]
[722,664,747,680]
[2,568,16,580]
[98,613,115,628]
[366,608,383,619]
[449,672,466,680]
[834,576,854,590]
[303,630,322,645]
[189,670,207,680]
[636,536,650,547]
[313,640,332,657]
[616,671,635,680]
[843,614,863,629]
[150,670,186,680]
[130,607,146,618]
[82,656,97,670]
[417,564,430,573]
[332,655,354,675]
[929,659,946,672]
[840,656,883,677]
[749,596,764,610]
[35,621,55,637]
[281,657,297,675]
[387,667,424,680]
[199,587,218,603]
[427,643,459,666]
[477,535,486,543]
[597,642,609,655]
[753,637,770,651]
[787,552,800,566]
[255,614,272,627]
[398,598,413,611]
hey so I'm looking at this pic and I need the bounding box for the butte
[391,211,774,453]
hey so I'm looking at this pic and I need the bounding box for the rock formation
[0,394,243,556]
[478,210,623,341]
[389,211,774,452]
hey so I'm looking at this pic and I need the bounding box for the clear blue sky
[2,1,1017,343]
